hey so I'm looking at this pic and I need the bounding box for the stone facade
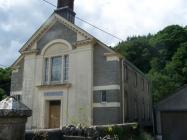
[37,21,77,54]
[93,45,120,86]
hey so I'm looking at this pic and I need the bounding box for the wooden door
[49,101,61,128]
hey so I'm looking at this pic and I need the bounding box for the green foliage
[115,25,187,103]
[33,131,48,140]
[115,36,153,73]
[100,124,139,140]
[0,88,5,101]
[0,68,11,100]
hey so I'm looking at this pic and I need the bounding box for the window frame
[101,90,107,103]
[44,55,70,85]
[134,72,138,87]
[63,55,69,82]
[14,95,22,101]
[142,78,144,91]
[50,56,62,83]
[124,65,128,82]
[44,58,49,83]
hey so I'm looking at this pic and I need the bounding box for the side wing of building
[123,60,152,126]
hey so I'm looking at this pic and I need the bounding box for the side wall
[93,45,122,125]
[123,60,152,126]
[11,59,24,93]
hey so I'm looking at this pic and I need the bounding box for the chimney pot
[56,0,76,23]
[57,0,74,10]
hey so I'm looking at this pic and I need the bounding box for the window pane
[101,90,107,102]
[124,65,128,82]
[63,55,69,81]
[134,73,137,87]
[44,58,49,83]
[51,56,62,82]
[142,78,144,90]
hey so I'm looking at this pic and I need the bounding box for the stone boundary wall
[25,123,138,140]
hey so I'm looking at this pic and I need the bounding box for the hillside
[115,25,187,103]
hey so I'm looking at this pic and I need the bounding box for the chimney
[55,0,76,23]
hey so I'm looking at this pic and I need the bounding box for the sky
[0,0,187,67]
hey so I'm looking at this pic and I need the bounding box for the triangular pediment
[20,13,93,53]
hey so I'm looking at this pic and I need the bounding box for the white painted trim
[41,39,73,56]
[93,102,120,108]
[106,56,120,62]
[93,85,120,91]
[12,68,19,73]
[11,91,22,95]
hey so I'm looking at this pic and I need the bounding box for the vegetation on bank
[115,25,187,103]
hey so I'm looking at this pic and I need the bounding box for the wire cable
[41,0,124,41]
[0,64,8,68]
[42,0,56,7]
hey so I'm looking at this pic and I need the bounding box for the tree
[115,25,187,103]
[0,88,5,101]
[0,68,11,100]
[115,36,153,73]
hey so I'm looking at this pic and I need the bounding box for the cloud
[0,0,187,66]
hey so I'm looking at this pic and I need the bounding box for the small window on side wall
[124,65,128,82]
[14,95,22,101]
[101,90,107,102]
[134,72,138,87]
[142,78,144,91]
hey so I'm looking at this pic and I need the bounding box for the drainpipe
[121,59,125,123]
[66,87,69,125]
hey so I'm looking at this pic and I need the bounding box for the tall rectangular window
[134,98,138,120]
[142,78,144,90]
[14,95,22,101]
[44,58,49,83]
[124,65,128,82]
[51,56,62,82]
[147,83,149,92]
[101,90,107,102]
[134,72,137,87]
[63,55,69,81]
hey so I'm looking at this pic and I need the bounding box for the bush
[0,88,5,101]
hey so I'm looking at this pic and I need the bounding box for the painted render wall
[19,43,93,129]
[11,19,94,129]
[22,53,37,129]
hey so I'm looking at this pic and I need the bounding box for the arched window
[42,39,72,84]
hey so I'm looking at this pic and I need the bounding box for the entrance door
[49,101,61,128]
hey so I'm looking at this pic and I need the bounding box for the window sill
[37,82,71,88]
